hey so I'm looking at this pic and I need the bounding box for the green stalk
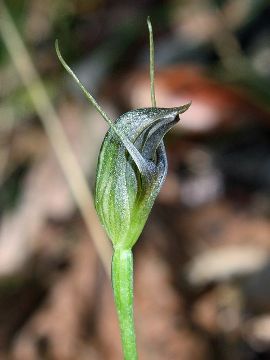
[112,249,138,360]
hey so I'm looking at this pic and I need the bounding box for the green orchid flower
[56,17,190,360]
[95,105,190,250]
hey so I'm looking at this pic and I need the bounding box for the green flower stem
[112,249,138,360]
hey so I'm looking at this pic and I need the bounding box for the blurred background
[0,0,270,359]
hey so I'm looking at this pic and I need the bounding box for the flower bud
[95,104,190,249]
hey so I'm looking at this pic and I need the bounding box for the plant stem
[112,249,138,360]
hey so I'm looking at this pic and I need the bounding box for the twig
[0,107,15,186]
[0,2,112,274]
